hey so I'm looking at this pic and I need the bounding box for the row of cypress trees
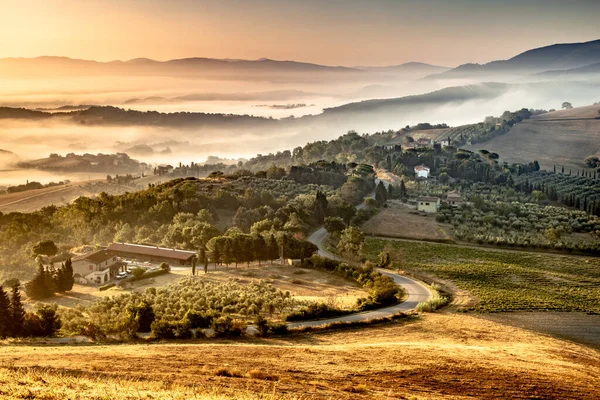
[25,259,74,300]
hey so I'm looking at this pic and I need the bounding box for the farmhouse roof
[414,165,430,171]
[107,243,197,261]
[417,196,440,202]
[72,249,114,264]
[447,190,462,199]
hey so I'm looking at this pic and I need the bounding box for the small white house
[417,196,441,213]
[72,250,121,285]
[439,138,451,147]
[414,164,430,179]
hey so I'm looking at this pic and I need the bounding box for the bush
[130,267,146,279]
[151,320,191,339]
[268,321,288,335]
[248,369,279,381]
[159,262,171,272]
[285,302,352,322]
[99,283,116,291]
[184,310,217,329]
[214,367,243,378]
[211,316,244,337]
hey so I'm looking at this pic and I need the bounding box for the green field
[363,238,600,313]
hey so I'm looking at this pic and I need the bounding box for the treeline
[515,171,600,216]
[204,230,318,269]
[0,163,373,283]
[446,108,540,146]
[5,180,66,194]
[0,282,61,338]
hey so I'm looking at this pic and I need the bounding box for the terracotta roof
[107,243,197,261]
[72,250,115,264]
[417,196,440,202]
[414,165,430,171]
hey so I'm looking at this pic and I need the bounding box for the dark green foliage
[0,286,10,338]
[285,302,353,322]
[99,283,116,291]
[324,216,345,235]
[159,262,170,271]
[151,320,183,340]
[25,264,54,300]
[211,316,244,337]
[32,240,58,257]
[9,283,25,336]
[129,300,155,333]
[183,310,217,329]
[35,305,61,337]
[375,181,388,206]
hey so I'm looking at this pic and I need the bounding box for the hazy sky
[2,0,599,66]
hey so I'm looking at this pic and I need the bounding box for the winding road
[288,189,432,329]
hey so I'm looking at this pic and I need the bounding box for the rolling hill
[463,105,600,170]
[426,39,600,80]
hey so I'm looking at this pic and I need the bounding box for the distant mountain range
[425,39,600,80]
[0,56,446,80]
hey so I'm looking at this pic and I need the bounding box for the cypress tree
[26,264,54,300]
[9,283,25,337]
[62,258,74,291]
[0,286,10,338]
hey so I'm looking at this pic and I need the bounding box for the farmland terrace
[463,105,600,170]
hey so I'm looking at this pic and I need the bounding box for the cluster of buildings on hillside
[71,243,197,285]
[383,137,451,151]
[416,190,463,213]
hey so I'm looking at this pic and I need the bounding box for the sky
[1,0,599,67]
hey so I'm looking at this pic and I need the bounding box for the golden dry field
[1,313,599,399]
[361,205,453,242]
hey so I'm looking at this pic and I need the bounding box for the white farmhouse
[439,138,451,147]
[72,250,121,285]
[414,164,430,179]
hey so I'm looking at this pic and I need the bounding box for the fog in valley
[1,52,600,187]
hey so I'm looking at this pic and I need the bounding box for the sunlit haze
[1,0,599,66]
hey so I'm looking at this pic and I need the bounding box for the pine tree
[9,283,25,337]
[0,286,11,338]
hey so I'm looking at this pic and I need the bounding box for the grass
[363,238,600,313]
[0,366,290,399]
[1,313,600,399]
[361,205,453,242]
[415,283,449,312]
[463,105,600,170]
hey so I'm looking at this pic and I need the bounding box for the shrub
[99,283,116,291]
[130,267,146,280]
[184,310,217,329]
[248,369,279,381]
[268,321,288,335]
[159,262,171,272]
[211,316,244,337]
[285,302,352,322]
[151,320,191,339]
[292,269,307,275]
[214,367,243,378]
[254,315,269,337]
